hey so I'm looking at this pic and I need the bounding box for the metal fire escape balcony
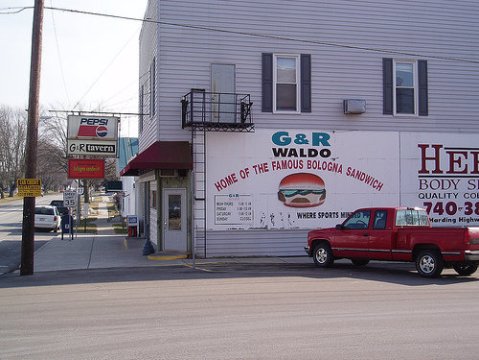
[181,89,254,132]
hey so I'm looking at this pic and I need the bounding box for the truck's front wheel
[416,250,444,278]
[313,242,334,268]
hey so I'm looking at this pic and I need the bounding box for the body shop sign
[400,133,479,226]
[207,130,399,230]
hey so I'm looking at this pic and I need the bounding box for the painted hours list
[214,194,253,225]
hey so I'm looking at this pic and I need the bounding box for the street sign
[67,139,117,156]
[63,190,77,207]
[17,178,42,197]
[68,159,105,179]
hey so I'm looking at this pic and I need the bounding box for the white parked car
[34,206,61,232]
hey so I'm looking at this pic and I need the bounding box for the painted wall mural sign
[207,130,398,230]
[400,133,479,227]
[215,194,253,225]
[207,130,479,230]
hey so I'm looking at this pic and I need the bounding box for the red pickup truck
[305,207,479,277]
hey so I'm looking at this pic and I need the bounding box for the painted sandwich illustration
[277,173,326,207]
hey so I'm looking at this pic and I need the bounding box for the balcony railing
[181,89,253,131]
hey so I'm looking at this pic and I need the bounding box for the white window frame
[393,59,418,116]
[273,54,301,114]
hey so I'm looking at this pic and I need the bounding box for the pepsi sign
[67,115,119,141]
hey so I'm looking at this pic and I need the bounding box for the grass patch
[77,217,97,234]
[112,222,128,234]
[0,195,22,204]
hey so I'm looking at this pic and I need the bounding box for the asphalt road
[0,194,61,274]
[0,263,478,359]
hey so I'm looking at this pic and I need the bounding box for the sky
[0,0,148,137]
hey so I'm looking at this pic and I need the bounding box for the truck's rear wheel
[453,263,478,276]
[351,259,369,266]
[313,243,334,268]
[416,250,444,278]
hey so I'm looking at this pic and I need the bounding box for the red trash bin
[128,226,137,237]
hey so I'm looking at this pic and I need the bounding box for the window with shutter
[383,58,428,116]
[262,53,311,113]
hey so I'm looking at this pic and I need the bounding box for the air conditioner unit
[159,169,176,177]
[343,99,366,114]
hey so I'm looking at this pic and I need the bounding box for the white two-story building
[120,0,479,257]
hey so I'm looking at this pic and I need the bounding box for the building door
[163,188,187,252]
[211,63,236,123]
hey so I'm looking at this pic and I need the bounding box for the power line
[3,5,479,65]
[72,28,139,110]
[49,0,71,107]
[0,7,28,14]
[102,79,138,104]
[48,109,148,116]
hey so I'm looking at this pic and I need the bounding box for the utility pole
[21,0,45,276]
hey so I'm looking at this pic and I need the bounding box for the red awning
[120,141,192,176]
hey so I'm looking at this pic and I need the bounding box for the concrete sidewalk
[33,200,153,272]
[31,198,310,273]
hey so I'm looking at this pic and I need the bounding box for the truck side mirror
[335,224,344,230]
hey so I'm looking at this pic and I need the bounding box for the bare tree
[37,137,66,192]
[0,106,27,198]
[39,113,68,172]
[0,106,71,198]
[0,106,125,199]
[34,111,75,192]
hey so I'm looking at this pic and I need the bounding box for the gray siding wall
[194,230,309,257]
[138,0,159,152]
[150,0,479,142]
[141,0,479,257]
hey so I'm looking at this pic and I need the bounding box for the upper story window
[383,58,428,116]
[394,61,416,114]
[262,53,311,113]
[274,55,300,112]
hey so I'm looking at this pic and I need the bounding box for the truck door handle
[363,234,369,237]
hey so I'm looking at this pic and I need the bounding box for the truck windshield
[395,209,429,226]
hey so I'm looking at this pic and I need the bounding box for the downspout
[157,169,163,251]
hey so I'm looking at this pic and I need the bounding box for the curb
[147,254,188,261]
